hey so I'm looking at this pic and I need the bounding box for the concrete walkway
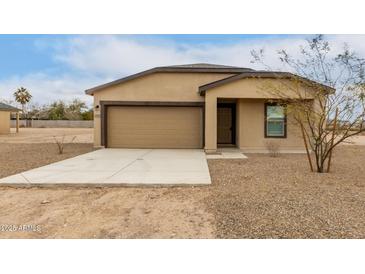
[0,149,211,186]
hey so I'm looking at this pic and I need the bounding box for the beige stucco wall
[0,111,10,134]
[91,72,234,147]
[236,99,304,152]
[91,72,317,151]
[204,78,316,100]
[204,78,316,152]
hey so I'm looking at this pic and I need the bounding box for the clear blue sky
[0,34,74,78]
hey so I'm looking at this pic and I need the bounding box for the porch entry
[217,103,236,145]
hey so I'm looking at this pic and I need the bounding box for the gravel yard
[0,143,94,178]
[206,146,365,238]
[0,143,364,238]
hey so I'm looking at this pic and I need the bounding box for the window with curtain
[265,103,286,138]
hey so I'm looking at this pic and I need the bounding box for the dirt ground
[2,128,93,143]
[0,143,94,178]
[0,143,364,239]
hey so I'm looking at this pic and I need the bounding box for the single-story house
[85,63,332,153]
[0,102,20,134]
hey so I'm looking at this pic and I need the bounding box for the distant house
[85,63,333,153]
[0,102,21,134]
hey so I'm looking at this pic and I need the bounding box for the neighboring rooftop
[85,63,254,95]
[0,102,20,112]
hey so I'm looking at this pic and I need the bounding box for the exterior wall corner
[204,95,217,151]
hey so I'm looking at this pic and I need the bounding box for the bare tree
[251,35,365,173]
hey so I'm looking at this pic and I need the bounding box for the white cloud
[55,34,365,78]
[0,73,96,106]
[54,35,311,76]
[54,36,196,76]
[327,34,365,57]
[1,34,365,106]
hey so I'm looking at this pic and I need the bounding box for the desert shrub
[265,140,281,157]
[53,135,76,154]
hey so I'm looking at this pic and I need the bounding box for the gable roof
[85,63,254,95]
[164,63,250,69]
[198,71,335,95]
[85,63,335,96]
[0,102,20,112]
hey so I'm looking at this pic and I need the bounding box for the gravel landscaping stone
[0,143,94,178]
[0,143,364,238]
[205,146,365,238]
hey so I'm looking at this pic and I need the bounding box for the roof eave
[0,102,21,112]
[199,72,335,95]
[85,67,251,95]
[0,107,21,112]
[85,68,158,95]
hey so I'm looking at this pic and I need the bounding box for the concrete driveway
[0,149,211,186]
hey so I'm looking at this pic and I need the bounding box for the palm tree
[13,87,32,119]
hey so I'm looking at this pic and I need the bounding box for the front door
[217,103,236,145]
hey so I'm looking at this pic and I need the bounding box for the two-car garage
[104,104,204,149]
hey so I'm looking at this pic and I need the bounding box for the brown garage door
[106,106,203,148]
